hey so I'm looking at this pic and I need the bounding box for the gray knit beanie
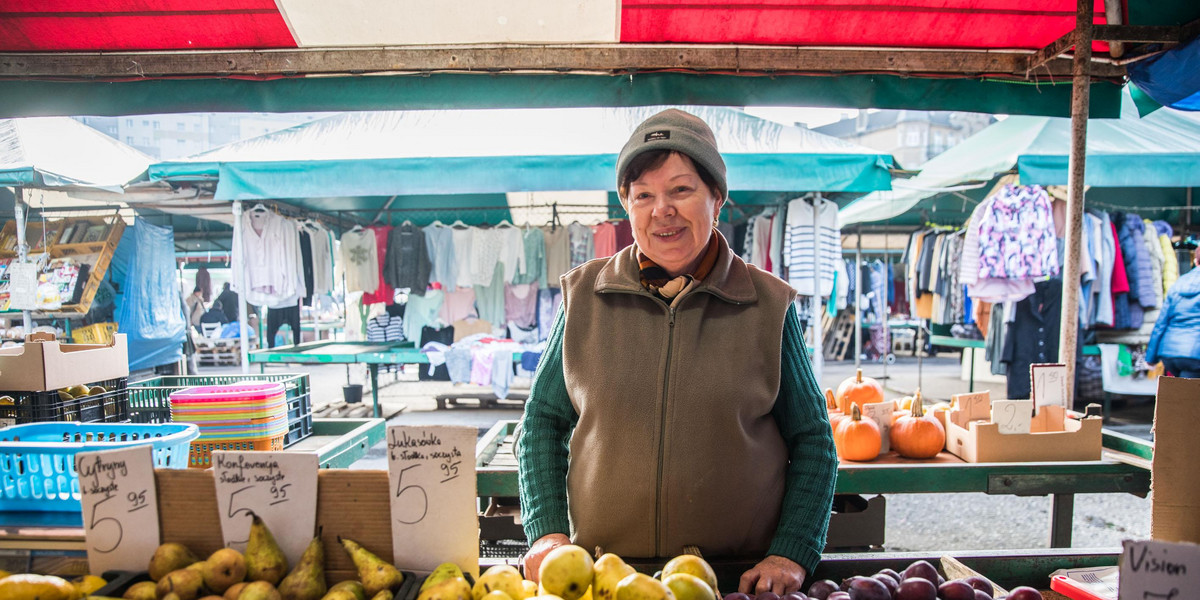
[616,109,728,204]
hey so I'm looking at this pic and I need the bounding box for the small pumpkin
[824,388,839,412]
[834,404,882,462]
[825,388,846,431]
[890,394,947,459]
[836,368,885,415]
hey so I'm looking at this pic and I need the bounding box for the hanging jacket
[1146,266,1200,364]
[1112,214,1146,329]
[976,185,1059,280]
[1154,221,1179,295]
[1142,219,1164,309]
[383,223,433,296]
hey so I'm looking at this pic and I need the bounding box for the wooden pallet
[822,313,856,361]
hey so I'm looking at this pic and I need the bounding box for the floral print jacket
[976,185,1060,280]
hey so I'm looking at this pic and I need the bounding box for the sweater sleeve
[767,303,838,575]
[516,307,578,542]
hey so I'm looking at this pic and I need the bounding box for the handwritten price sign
[387,425,479,578]
[1031,363,1069,411]
[75,445,161,574]
[991,400,1033,435]
[213,452,318,566]
[862,401,894,453]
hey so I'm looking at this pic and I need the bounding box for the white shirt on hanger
[340,228,379,294]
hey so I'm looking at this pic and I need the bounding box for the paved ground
[214,347,1155,553]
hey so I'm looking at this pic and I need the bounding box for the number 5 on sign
[387,425,479,578]
[75,444,161,574]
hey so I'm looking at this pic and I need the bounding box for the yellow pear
[149,542,202,581]
[415,576,472,600]
[660,556,717,597]
[538,545,593,600]
[338,537,403,598]
[481,592,514,600]
[237,580,282,600]
[223,582,249,600]
[157,568,206,600]
[72,574,108,596]
[421,563,465,593]
[661,575,713,600]
[277,536,325,600]
[203,548,248,594]
[615,574,674,600]
[0,574,79,600]
[199,597,226,600]
[592,554,636,600]
[472,565,524,600]
[517,581,539,600]
[369,591,394,600]
[123,580,158,600]
[528,596,564,600]
[246,514,289,585]
[321,581,367,600]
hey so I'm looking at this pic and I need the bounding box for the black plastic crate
[287,393,312,422]
[284,411,314,447]
[0,377,128,426]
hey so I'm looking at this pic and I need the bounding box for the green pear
[421,563,466,593]
[517,581,538,600]
[203,548,248,594]
[661,575,713,600]
[278,536,326,600]
[615,574,674,600]
[338,537,403,598]
[156,568,207,600]
[538,545,593,600]
[224,582,249,600]
[415,576,472,600]
[472,565,524,600]
[122,580,158,600]
[660,556,718,597]
[592,554,636,600]
[246,513,289,585]
[320,581,366,600]
[237,580,283,600]
[150,542,202,581]
[370,591,394,600]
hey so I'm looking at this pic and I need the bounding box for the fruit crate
[188,432,286,469]
[70,322,118,345]
[127,374,312,448]
[0,377,129,427]
[0,421,199,511]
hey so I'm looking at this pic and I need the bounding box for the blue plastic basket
[0,422,200,512]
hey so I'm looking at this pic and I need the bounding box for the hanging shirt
[544,226,570,286]
[783,196,840,297]
[592,222,618,258]
[423,223,458,290]
[511,227,548,289]
[403,288,444,342]
[366,314,406,343]
[383,223,433,296]
[567,222,594,269]
[614,219,634,251]
[452,227,475,288]
[302,221,335,295]
[340,229,379,294]
[473,262,507,328]
[236,210,306,308]
[495,225,527,282]
[976,185,1059,280]
[439,287,479,324]
[505,283,539,328]
[361,225,395,305]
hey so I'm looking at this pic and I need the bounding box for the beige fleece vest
[560,234,797,558]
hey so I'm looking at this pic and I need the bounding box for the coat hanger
[429,219,445,227]
[251,203,269,213]
[450,219,469,229]
[401,219,414,227]
[496,219,514,228]
[349,224,364,232]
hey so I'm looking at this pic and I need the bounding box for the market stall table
[474,421,1152,549]
[250,341,427,418]
[929,335,1102,393]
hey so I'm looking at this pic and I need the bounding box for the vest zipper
[656,305,676,556]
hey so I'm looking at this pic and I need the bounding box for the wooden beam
[1027,31,1077,76]
[1091,25,1181,43]
[0,44,1125,80]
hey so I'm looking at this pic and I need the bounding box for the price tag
[1031,363,1068,410]
[1119,539,1200,599]
[7,263,37,310]
[862,401,894,453]
[991,400,1033,435]
[212,452,318,566]
[387,425,479,578]
[75,445,161,574]
[951,391,991,421]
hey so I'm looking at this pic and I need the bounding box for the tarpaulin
[112,220,186,371]
[1128,36,1200,112]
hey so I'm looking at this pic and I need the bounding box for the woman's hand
[522,533,571,583]
[739,555,806,595]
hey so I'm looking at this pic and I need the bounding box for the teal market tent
[839,96,1200,226]
[149,106,895,209]
[0,117,150,192]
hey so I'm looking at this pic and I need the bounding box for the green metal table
[475,421,1153,549]
[929,335,1101,393]
[249,341,428,418]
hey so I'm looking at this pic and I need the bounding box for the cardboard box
[0,332,128,391]
[1151,376,1200,544]
[944,393,1102,462]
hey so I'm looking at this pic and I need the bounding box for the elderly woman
[517,109,837,593]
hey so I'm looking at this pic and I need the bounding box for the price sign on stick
[991,400,1033,435]
[387,425,479,578]
[951,392,991,421]
[862,401,894,453]
[75,445,161,574]
[1031,363,1069,411]
[1119,539,1200,599]
[213,452,318,566]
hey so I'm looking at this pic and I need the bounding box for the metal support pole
[1050,493,1075,548]
[13,188,32,332]
[232,201,251,374]
[1057,0,1093,405]
[854,227,863,368]
[811,194,824,383]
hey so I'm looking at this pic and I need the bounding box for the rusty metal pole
[1059,0,1092,406]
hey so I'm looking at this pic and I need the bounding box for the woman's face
[626,152,724,278]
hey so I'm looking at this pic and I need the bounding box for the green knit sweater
[516,303,837,575]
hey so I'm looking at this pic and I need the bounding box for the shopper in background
[517,109,836,594]
[1147,247,1200,378]
[216,282,240,323]
[184,286,205,329]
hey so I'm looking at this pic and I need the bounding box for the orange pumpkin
[834,404,882,462]
[824,388,839,412]
[890,395,946,459]
[836,368,885,415]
